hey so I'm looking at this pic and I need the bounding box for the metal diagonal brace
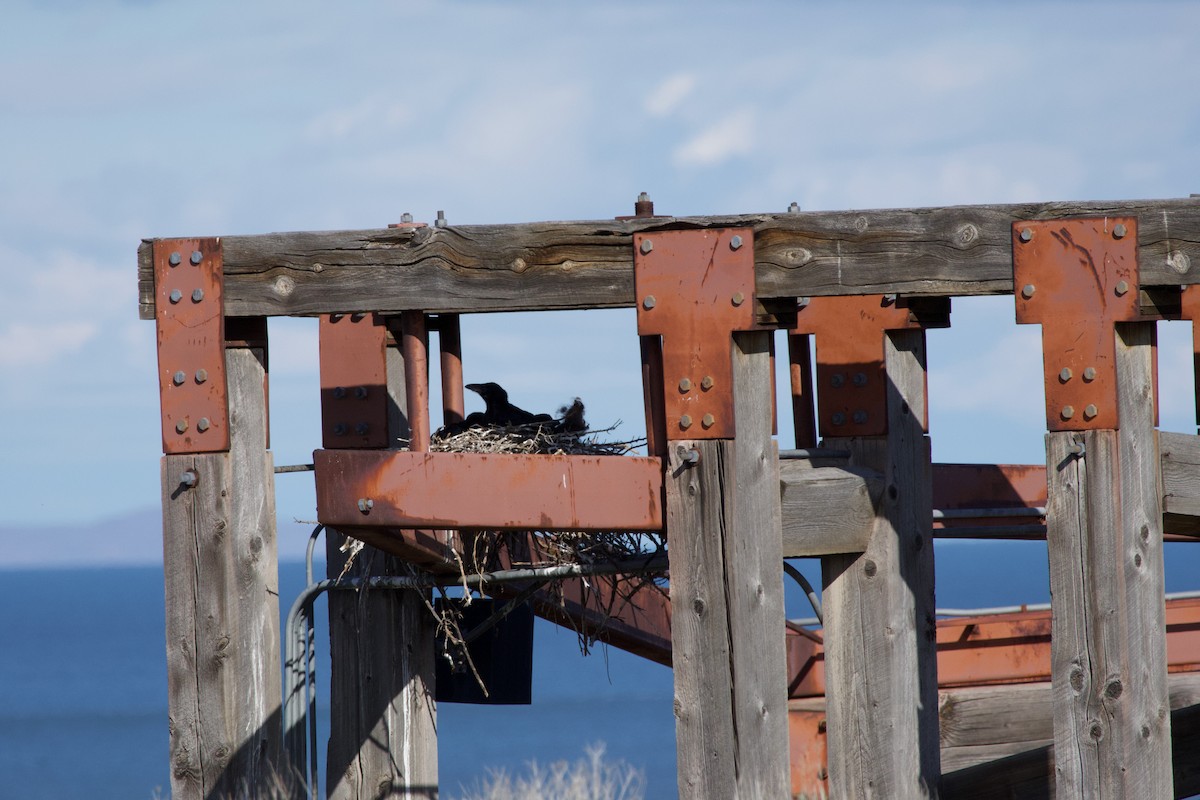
[1012,217,1143,431]
[634,228,760,440]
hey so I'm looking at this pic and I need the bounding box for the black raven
[430,383,587,441]
[465,382,554,426]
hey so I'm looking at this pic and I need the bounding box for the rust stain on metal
[314,450,664,531]
[318,313,389,448]
[791,295,925,437]
[1013,217,1142,431]
[634,228,757,440]
[154,238,229,454]
[787,705,829,799]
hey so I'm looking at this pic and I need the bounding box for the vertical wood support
[162,338,284,797]
[1046,322,1172,797]
[821,329,940,798]
[666,331,791,798]
[325,324,438,799]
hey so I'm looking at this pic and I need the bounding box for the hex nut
[852,372,868,387]
[195,369,208,384]
[831,412,846,426]
[191,288,205,303]
[730,235,743,250]
[642,295,657,310]
[731,292,745,306]
[701,414,715,428]
[169,289,183,304]
[357,498,374,513]
[1084,404,1098,419]
[196,417,210,432]
[1020,228,1034,242]
[701,375,714,390]
[1059,367,1073,382]
[830,373,846,388]
[640,239,654,255]
[190,251,203,265]
[175,420,189,434]
[168,252,182,267]
[678,378,692,392]
[173,371,186,386]
[679,414,693,430]
[1022,284,1036,299]
[1061,405,1075,420]
[1083,367,1097,381]
[1113,224,1127,239]
[1115,280,1129,296]
[853,410,868,425]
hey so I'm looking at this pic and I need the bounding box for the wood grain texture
[779,461,882,557]
[821,329,940,799]
[161,347,283,799]
[325,341,438,800]
[1045,322,1172,798]
[667,331,790,798]
[138,198,1200,319]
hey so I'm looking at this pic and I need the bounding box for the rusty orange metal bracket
[1013,217,1143,431]
[634,228,758,440]
[791,295,931,437]
[318,313,390,448]
[154,238,229,454]
[314,449,664,532]
[1181,286,1200,435]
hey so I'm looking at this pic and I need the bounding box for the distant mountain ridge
[0,508,163,569]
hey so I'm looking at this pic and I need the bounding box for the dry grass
[451,743,645,800]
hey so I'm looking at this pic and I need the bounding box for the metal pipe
[462,580,547,646]
[275,463,315,474]
[779,448,853,460]
[438,313,464,427]
[934,507,1046,520]
[784,561,822,624]
[401,312,430,450]
[933,526,1048,540]
[788,332,817,449]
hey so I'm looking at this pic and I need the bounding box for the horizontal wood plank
[779,461,881,556]
[139,197,1200,318]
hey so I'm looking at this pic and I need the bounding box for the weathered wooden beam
[324,343,438,800]
[667,331,791,798]
[161,345,284,798]
[1160,430,1200,537]
[779,461,881,557]
[821,329,941,797]
[1045,323,1172,798]
[138,198,1200,319]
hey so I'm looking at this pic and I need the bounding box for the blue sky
[2,1,1199,562]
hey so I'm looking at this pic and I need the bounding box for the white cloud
[673,109,755,167]
[0,321,97,366]
[643,73,696,118]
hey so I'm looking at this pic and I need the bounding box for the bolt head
[357,498,374,513]
[830,373,846,388]
[679,414,693,430]
[179,469,198,488]
[730,235,743,251]
[191,288,205,303]
[196,417,210,432]
[852,410,868,425]
[195,369,208,384]
[831,412,847,426]
[1113,223,1127,239]
[852,372,868,387]
[1059,367,1073,382]
[401,212,414,223]
[169,289,183,304]
[701,414,715,428]
[173,370,186,386]
[640,239,654,255]
[355,387,368,399]
[731,292,745,306]
[1021,284,1036,299]
[788,202,801,213]
[1084,404,1098,419]
[642,295,657,310]
[1083,367,1097,381]
[678,378,692,392]
[168,252,182,267]
[175,419,189,434]
[1061,405,1076,420]
[356,422,370,435]
[333,386,347,399]
[1020,227,1034,242]
[333,423,347,436]
[1115,280,1130,296]
[701,375,714,390]
[190,250,203,265]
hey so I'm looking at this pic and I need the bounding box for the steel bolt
[355,387,368,399]
[788,202,801,213]
[679,414,693,430]
[830,373,846,388]
[852,372,868,387]
[356,422,370,435]
[191,288,205,303]
[179,469,198,488]
[1083,367,1097,381]
[642,295,657,310]
[357,498,374,513]
[401,212,414,223]
[1113,224,1127,239]
[831,412,847,426]
[195,369,208,384]
[333,387,347,399]
[175,419,189,434]
[190,251,203,265]
[701,413,715,428]
[1061,405,1076,420]
[640,239,654,255]
[333,423,347,436]
[169,289,183,304]
[196,417,210,432]
[1020,227,1034,242]
[1021,284,1036,299]
[701,375,714,390]
[675,444,700,465]
[852,410,868,425]
[1084,404,1098,419]
[730,235,743,251]
[882,293,898,306]
[1060,367,1073,382]
[678,377,692,392]
[731,292,745,306]
[435,210,447,228]
[168,252,182,267]
[173,370,186,386]
[1115,280,1130,296]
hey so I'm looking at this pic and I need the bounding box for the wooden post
[162,342,285,797]
[325,332,438,800]
[1045,322,1172,797]
[666,330,791,798]
[821,328,940,798]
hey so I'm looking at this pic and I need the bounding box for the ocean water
[3,542,1199,799]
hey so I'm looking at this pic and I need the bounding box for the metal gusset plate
[318,313,390,448]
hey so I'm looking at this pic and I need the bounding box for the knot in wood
[1089,722,1104,741]
[863,559,878,578]
[692,597,706,616]
[1105,679,1123,699]
[955,223,979,246]
[1168,251,1191,274]
[1069,666,1085,692]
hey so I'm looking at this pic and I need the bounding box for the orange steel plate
[314,450,664,532]
[318,313,389,449]
[788,596,1200,698]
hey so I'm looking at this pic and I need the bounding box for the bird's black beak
[465,383,483,395]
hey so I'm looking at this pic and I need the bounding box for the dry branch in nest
[427,422,668,666]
